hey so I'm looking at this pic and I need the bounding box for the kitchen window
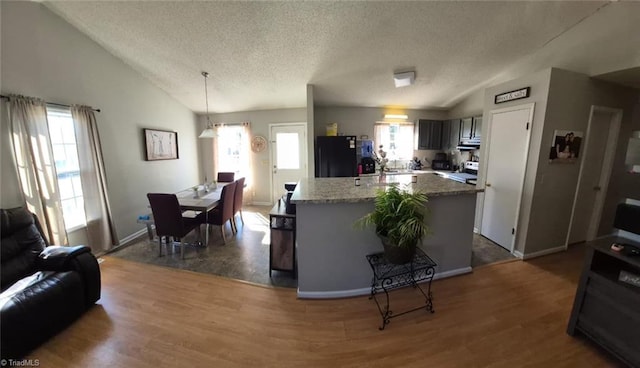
[374,122,415,160]
[46,106,86,231]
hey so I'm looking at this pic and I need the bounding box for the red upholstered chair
[231,177,245,233]
[217,172,235,183]
[205,181,237,243]
[146,193,203,259]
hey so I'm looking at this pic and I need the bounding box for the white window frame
[46,106,86,232]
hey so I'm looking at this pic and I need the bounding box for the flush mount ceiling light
[393,71,415,88]
[384,114,408,120]
[199,71,216,139]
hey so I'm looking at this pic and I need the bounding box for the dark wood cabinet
[269,199,296,277]
[416,119,444,150]
[567,240,640,367]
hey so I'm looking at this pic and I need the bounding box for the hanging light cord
[202,71,211,127]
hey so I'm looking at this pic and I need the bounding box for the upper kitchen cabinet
[442,119,460,151]
[459,116,482,141]
[460,117,473,141]
[416,119,443,150]
[472,115,482,139]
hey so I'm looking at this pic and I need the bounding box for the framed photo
[548,130,583,164]
[144,128,179,161]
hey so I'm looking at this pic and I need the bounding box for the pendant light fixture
[199,71,215,138]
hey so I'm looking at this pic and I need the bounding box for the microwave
[431,160,451,170]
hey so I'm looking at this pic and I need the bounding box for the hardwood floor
[29,244,624,367]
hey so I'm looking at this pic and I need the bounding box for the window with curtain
[46,106,86,230]
[215,123,251,184]
[374,122,415,160]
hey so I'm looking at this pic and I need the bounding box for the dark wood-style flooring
[28,243,624,367]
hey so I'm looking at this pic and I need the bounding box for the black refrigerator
[315,136,357,177]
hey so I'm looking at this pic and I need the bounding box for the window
[216,124,251,182]
[47,107,86,230]
[374,123,415,160]
[275,132,300,169]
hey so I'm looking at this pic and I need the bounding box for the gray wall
[595,83,640,235]
[203,108,307,204]
[479,67,639,256]
[1,2,199,243]
[525,69,639,253]
[314,106,449,168]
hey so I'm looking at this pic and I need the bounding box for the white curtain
[8,95,67,245]
[71,105,118,252]
[374,122,415,160]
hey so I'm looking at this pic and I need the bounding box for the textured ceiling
[43,1,640,114]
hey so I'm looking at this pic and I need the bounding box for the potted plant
[356,185,430,264]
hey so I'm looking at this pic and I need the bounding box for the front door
[481,104,534,251]
[270,123,308,203]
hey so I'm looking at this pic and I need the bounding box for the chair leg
[221,225,226,244]
[158,236,163,257]
[231,217,237,234]
[181,239,185,259]
[239,210,244,225]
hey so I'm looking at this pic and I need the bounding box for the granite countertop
[291,174,483,204]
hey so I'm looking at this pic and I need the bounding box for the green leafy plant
[355,184,430,248]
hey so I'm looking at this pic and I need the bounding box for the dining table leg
[205,210,209,245]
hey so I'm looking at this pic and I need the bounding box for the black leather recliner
[1,207,101,359]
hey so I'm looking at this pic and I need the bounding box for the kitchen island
[291,173,483,299]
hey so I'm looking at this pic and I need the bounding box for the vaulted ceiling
[44,1,640,114]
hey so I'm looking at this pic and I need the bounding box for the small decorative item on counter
[192,186,199,198]
[354,177,361,186]
[410,157,422,170]
[372,145,389,174]
[412,175,418,183]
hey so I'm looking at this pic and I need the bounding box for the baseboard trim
[119,228,149,247]
[473,227,479,234]
[519,246,566,260]
[252,201,273,206]
[297,266,473,299]
[513,250,525,259]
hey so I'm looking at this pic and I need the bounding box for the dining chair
[231,177,245,233]
[146,193,203,259]
[217,172,235,183]
[205,181,237,244]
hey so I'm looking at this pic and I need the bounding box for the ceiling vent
[393,71,415,88]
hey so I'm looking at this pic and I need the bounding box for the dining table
[175,182,225,245]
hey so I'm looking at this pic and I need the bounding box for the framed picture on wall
[144,128,179,161]
[548,130,583,164]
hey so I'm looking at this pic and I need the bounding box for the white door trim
[481,103,535,253]
[269,122,308,203]
[565,106,622,247]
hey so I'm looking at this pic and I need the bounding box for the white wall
[1,2,199,244]
[202,108,307,204]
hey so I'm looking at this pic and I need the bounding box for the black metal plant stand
[366,248,437,330]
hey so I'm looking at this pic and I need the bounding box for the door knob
[485,183,492,187]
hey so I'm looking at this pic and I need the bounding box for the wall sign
[495,87,530,104]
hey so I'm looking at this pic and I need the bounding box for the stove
[440,161,478,185]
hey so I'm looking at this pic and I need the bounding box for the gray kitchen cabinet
[441,120,452,151]
[472,115,482,139]
[460,117,473,140]
[416,119,443,150]
[449,118,461,149]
